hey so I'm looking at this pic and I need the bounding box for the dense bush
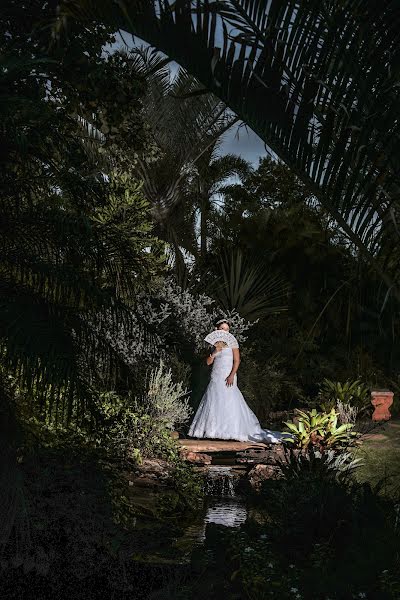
[92,360,192,462]
[0,438,196,600]
[0,360,203,599]
[317,379,371,414]
[236,350,303,424]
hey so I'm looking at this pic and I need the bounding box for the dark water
[128,464,249,566]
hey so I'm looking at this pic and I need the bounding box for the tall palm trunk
[200,200,208,259]
[199,183,208,259]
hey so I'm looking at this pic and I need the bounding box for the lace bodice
[211,347,234,382]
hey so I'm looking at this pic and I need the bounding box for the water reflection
[132,465,249,564]
[190,497,247,543]
[205,498,247,527]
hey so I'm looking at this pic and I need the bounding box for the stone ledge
[178,439,269,453]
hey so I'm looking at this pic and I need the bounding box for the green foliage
[143,360,192,431]
[153,439,205,515]
[206,248,289,322]
[278,446,363,483]
[89,361,203,512]
[237,351,302,424]
[225,477,400,599]
[70,0,400,300]
[0,433,197,599]
[153,470,400,599]
[204,156,399,406]
[0,29,164,422]
[92,361,192,461]
[283,408,358,450]
[317,378,370,413]
[123,46,237,281]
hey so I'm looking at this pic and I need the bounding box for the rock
[132,476,163,489]
[236,445,285,464]
[125,458,175,490]
[180,449,212,465]
[138,458,173,476]
[248,463,282,490]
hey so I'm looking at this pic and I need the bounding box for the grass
[354,419,400,497]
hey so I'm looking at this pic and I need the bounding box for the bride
[188,319,288,443]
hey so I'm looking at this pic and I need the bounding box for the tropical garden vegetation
[1,1,400,599]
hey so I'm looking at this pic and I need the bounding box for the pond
[127,463,252,568]
[177,465,248,551]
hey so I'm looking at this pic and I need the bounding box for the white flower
[87,277,253,367]
[290,588,298,594]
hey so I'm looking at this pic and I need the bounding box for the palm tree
[58,1,400,299]
[184,149,251,260]
[126,48,238,263]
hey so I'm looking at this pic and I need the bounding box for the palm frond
[104,45,237,218]
[59,0,400,296]
[208,248,289,321]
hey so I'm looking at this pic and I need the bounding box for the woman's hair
[214,318,230,328]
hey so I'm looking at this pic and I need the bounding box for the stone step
[178,438,285,468]
[178,438,268,453]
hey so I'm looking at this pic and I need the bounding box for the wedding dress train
[188,347,288,443]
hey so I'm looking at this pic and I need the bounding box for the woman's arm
[206,348,219,366]
[226,348,241,386]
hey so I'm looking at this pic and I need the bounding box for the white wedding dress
[188,347,288,443]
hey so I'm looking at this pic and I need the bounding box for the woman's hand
[207,345,222,365]
[225,374,235,387]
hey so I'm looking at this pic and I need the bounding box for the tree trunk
[200,196,208,260]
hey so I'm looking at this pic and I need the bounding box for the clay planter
[371,390,394,421]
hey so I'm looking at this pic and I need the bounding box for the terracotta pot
[371,390,394,421]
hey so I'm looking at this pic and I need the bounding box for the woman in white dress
[188,319,288,443]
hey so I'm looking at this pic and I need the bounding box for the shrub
[336,398,359,424]
[228,475,400,599]
[141,360,192,431]
[94,360,193,462]
[283,408,359,451]
[238,351,302,423]
[277,446,363,482]
[317,378,370,415]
